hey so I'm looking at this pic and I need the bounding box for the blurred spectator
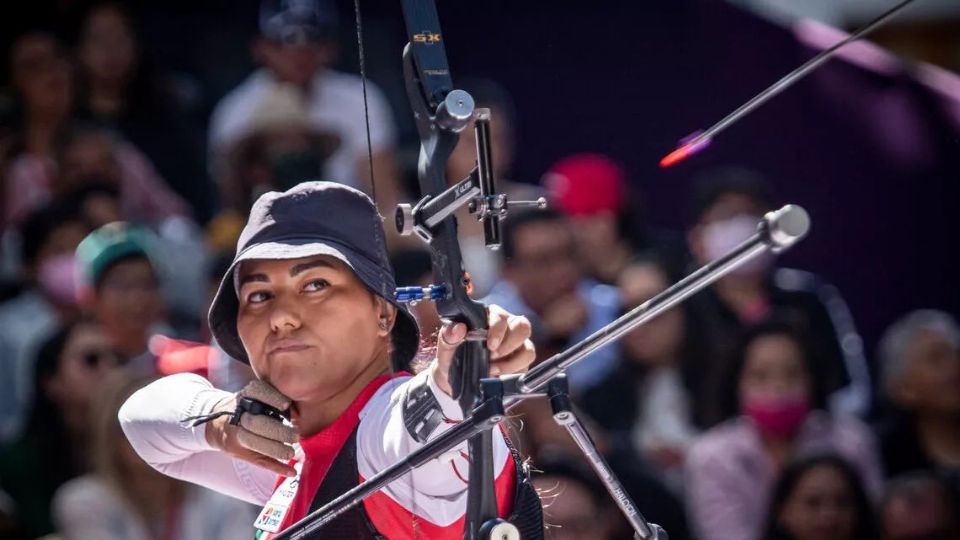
[1,28,71,159]
[58,124,189,224]
[880,471,960,540]
[685,317,882,540]
[207,81,339,252]
[686,167,868,421]
[763,453,879,540]
[1,29,73,228]
[510,392,611,461]
[61,180,123,228]
[0,201,89,442]
[75,222,167,367]
[208,0,403,213]
[544,153,687,284]
[0,319,120,537]
[390,248,441,338]
[543,153,631,285]
[484,208,619,392]
[533,452,623,540]
[6,119,190,231]
[507,358,692,537]
[39,179,208,337]
[580,255,707,491]
[52,373,257,539]
[72,2,214,221]
[875,310,960,481]
[531,449,689,540]
[1,29,189,229]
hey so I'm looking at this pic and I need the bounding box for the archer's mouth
[267,343,313,357]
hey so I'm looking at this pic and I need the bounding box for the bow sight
[394,109,547,247]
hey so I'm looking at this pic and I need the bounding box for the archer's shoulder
[359,374,413,417]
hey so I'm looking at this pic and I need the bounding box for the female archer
[119,181,541,538]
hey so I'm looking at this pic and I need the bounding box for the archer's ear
[375,297,398,337]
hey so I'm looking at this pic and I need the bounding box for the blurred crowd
[0,1,958,540]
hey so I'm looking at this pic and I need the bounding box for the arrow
[659,0,919,168]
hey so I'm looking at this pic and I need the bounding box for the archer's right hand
[204,380,299,477]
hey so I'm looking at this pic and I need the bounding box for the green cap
[76,222,157,287]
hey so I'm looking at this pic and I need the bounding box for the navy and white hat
[259,0,338,44]
[208,181,420,372]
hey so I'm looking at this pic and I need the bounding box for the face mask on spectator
[702,214,774,275]
[38,253,79,307]
[743,395,810,437]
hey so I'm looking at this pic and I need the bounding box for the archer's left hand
[432,304,535,397]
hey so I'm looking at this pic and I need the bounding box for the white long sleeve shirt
[119,371,516,538]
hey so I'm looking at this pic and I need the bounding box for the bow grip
[449,334,490,411]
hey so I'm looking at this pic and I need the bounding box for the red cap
[543,153,626,216]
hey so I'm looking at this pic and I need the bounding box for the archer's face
[236,255,392,405]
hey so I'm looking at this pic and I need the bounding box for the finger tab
[243,414,298,444]
[237,428,294,461]
[240,381,292,410]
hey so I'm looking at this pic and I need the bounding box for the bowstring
[353,3,427,527]
[353,0,377,206]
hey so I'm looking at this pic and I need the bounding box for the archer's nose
[269,296,303,334]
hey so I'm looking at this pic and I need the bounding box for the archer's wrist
[203,394,235,449]
[429,359,453,397]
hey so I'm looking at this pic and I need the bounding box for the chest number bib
[255,462,303,535]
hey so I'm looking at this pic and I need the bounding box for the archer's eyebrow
[289,259,335,277]
[237,259,336,288]
[238,273,269,287]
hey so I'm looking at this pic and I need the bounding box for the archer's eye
[246,290,272,304]
[304,279,329,292]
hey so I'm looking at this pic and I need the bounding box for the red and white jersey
[119,371,517,539]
